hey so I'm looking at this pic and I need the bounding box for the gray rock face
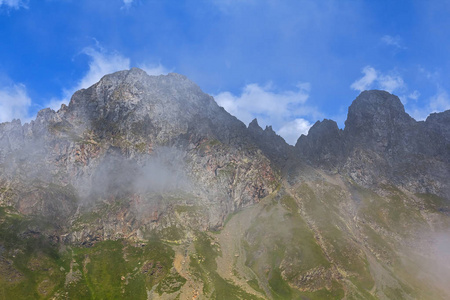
[0,68,279,240]
[344,90,416,153]
[295,90,450,199]
[66,68,248,146]
[295,119,344,170]
[248,118,293,168]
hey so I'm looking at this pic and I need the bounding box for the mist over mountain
[0,69,449,299]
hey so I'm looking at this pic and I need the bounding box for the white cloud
[0,0,27,9]
[378,74,405,93]
[408,89,450,121]
[0,83,31,123]
[47,47,131,111]
[215,82,318,145]
[122,0,133,8]
[429,89,450,112]
[350,66,377,92]
[139,63,170,76]
[42,46,168,119]
[278,118,312,145]
[2,45,168,122]
[351,65,405,93]
[399,90,421,106]
[381,35,404,49]
[408,90,420,100]
[76,47,131,92]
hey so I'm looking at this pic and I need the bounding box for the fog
[83,146,194,203]
[418,231,450,295]
[400,230,450,297]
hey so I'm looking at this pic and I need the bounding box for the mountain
[0,69,449,299]
[296,90,450,197]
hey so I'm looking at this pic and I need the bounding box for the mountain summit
[0,69,449,299]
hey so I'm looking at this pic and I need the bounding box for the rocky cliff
[296,90,450,199]
[0,68,279,240]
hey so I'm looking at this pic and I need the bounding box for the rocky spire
[295,119,344,170]
[343,90,415,153]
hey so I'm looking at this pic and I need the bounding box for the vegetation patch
[190,232,263,299]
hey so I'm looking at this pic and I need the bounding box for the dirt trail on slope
[215,207,268,299]
[176,245,203,300]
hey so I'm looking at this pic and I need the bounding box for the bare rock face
[295,119,344,171]
[248,118,293,168]
[295,90,450,200]
[0,68,279,241]
[344,90,416,153]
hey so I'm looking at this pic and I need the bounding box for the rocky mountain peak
[345,90,412,128]
[304,119,340,139]
[343,90,415,152]
[293,90,449,197]
[248,118,263,134]
[246,118,292,167]
[295,119,343,169]
[0,68,280,232]
[56,68,250,146]
[425,110,450,142]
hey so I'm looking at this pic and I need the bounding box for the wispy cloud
[408,90,420,100]
[76,47,131,92]
[381,35,405,49]
[47,47,131,111]
[139,63,170,76]
[214,82,318,144]
[409,89,450,121]
[379,74,405,93]
[352,66,450,120]
[351,65,405,93]
[398,90,421,106]
[350,66,377,92]
[122,0,133,9]
[1,46,169,124]
[428,89,450,112]
[0,0,28,9]
[0,83,31,123]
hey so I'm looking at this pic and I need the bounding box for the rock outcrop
[248,118,292,168]
[295,90,450,199]
[295,119,344,171]
[0,68,279,240]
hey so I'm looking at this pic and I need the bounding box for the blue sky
[1,0,450,144]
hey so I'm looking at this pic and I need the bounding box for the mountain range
[0,68,449,299]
